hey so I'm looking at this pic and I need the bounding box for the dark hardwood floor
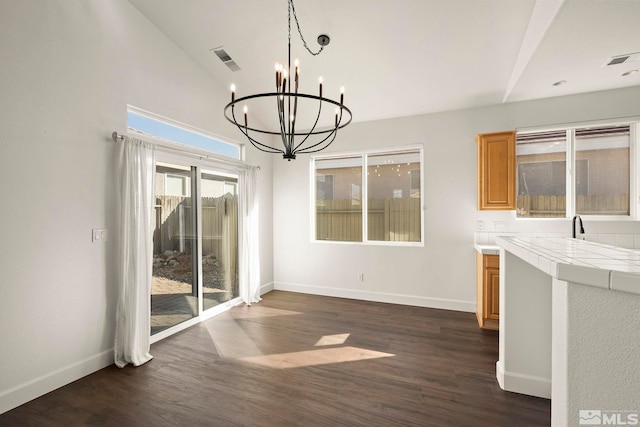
[1,291,550,426]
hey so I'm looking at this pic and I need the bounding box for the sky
[127,111,240,159]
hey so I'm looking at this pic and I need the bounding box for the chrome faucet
[572,215,585,239]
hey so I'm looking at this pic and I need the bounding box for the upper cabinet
[476,131,516,210]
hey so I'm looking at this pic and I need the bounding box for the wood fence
[517,194,629,217]
[154,195,238,257]
[316,198,421,242]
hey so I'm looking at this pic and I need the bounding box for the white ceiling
[128,0,640,129]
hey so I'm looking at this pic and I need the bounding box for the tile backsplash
[474,231,640,250]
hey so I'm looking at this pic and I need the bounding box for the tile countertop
[496,236,640,296]
[474,244,500,255]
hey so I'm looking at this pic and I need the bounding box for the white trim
[361,154,368,242]
[128,131,256,172]
[631,123,638,219]
[516,115,640,134]
[517,123,638,220]
[273,282,475,313]
[260,281,275,294]
[310,143,424,160]
[127,105,243,157]
[495,360,551,399]
[150,316,202,345]
[0,349,113,415]
[310,144,425,246]
[566,129,575,217]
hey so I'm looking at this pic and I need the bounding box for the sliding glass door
[151,161,239,336]
[151,162,198,334]
[201,171,239,311]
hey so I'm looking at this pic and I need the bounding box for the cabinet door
[485,267,500,321]
[477,131,516,210]
[476,254,499,330]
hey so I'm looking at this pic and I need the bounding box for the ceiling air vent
[211,47,241,72]
[604,51,640,66]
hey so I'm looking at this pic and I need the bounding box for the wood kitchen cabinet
[476,131,516,210]
[476,252,499,330]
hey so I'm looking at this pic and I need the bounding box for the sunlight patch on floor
[228,306,302,319]
[315,333,350,346]
[239,346,394,369]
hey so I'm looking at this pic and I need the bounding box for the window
[127,109,242,159]
[313,146,423,244]
[166,174,189,196]
[516,124,634,218]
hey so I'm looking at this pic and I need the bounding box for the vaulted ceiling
[129,0,640,128]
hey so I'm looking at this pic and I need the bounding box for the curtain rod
[111,131,260,170]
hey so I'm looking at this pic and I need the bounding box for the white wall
[273,86,640,310]
[0,0,273,413]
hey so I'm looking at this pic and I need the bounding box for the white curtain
[114,136,155,368]
[239,166,261,305]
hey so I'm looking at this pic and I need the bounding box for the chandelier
[224,0,352,161]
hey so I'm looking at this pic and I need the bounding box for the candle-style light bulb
[230,84,236,102]
[335,107,339,126]
[318,76,323,97]
[243,105,248,127]
[340,86,345,106]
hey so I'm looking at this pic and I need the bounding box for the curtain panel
[240,166,261,305]
[114,137,155,368]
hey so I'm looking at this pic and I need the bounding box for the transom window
[516,124,636,218]
[312,146,424,245]
[127,108,242,159]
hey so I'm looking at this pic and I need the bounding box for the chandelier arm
[239,123,284,154]
[289,75,300,154]
[293,102,351,153]
[229,104,284,154]
[294,105,345,153]
[237,123,284,154]
[294,122,339,153]
[292,95,323,152]
[296,127,339,154]
[276,84,287,148]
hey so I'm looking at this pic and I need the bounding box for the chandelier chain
[288,0,324,56]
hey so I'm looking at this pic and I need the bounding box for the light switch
[92,228,108,242]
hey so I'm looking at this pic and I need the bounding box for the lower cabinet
[476,252,500,330]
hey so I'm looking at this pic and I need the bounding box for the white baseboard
[273,281,475,313]
[0,348,114,415]
[260,281,274,295]
[496,360,551,399]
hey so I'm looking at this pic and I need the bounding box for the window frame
[310,144,424,246]
[515,121,639,221]
[127,105,244,161]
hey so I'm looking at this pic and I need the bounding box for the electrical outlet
[357,273,364,282]
[495,221,507,231]
[92,228,107,242]
[476,220,485,230]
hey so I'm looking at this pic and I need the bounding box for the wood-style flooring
[0,291,551,426]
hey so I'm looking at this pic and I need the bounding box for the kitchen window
[312,146,424,245]
[516,124,636,218]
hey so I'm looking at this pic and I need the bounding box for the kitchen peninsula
[496,236,640,426]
